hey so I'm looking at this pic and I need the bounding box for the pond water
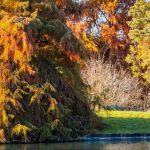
[1,141,150,150]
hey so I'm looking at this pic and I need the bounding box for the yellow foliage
[66,20,98,52]
[126,42,150,83]
[126,0,150,84]
[0,0,29,13]
[0,14,34,76]
[82,32,99,52]
[48,97,58,112]
[20,64,35,75]
[0,110,9,127]
[0,129,5,142]
[30,88,44,104]
[11,124,31,141]
[9,99,22,110]
[100,0,117,14]
[0,86,22,127]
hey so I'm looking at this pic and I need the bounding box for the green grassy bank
[96,110,150,134]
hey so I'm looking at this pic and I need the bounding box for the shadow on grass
[101,117,150,134]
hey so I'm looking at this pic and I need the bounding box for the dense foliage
[126,0,150,84]
[66,0,136,62]
[0,0,102,143]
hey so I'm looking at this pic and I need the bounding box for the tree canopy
[126,0,150,84]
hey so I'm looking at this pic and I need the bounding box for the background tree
[126,0,150,84]
[66,0,136,63]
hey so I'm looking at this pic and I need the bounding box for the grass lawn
[96,110,150,134]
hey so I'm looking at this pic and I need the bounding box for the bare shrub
[81,59,143,110]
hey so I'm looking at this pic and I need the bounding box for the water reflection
[1,141,150,150]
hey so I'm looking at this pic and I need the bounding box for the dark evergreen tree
[0,0,101,143]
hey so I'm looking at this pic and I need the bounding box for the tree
[126,0,150,84]
[0,0,101,143]
[66,0,136,63]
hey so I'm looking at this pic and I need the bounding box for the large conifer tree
[0,0,101,143]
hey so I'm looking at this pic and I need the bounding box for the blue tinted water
[1,141,150,150]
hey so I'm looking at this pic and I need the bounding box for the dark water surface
[1,141,150,150]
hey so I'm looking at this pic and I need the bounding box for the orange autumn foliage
[0,15,36,75]
[69,52,80,63]
[65,0,136,61]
